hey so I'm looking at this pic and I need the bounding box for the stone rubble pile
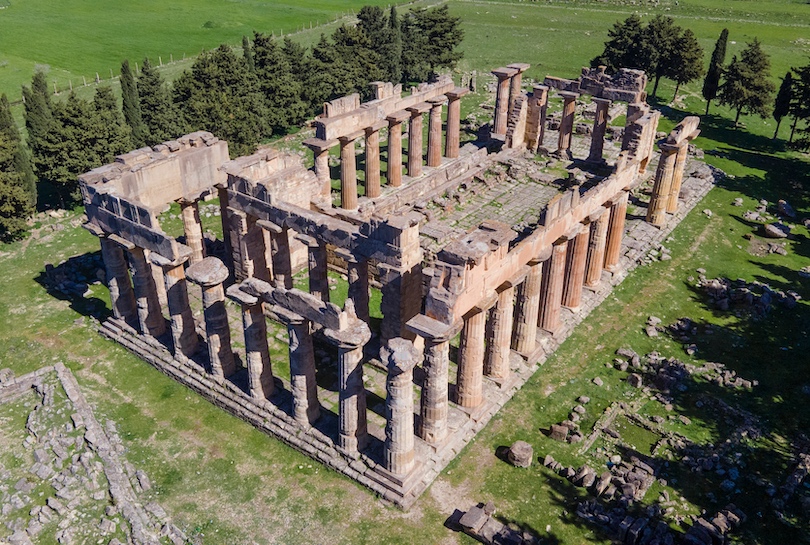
[698,275,801,316]
[43,254,105,299]
[456,501,538,545]
[542,452,657,504]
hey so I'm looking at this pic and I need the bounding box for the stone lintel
[240,277,346,330]
[386,110,411,123]
[558,90,580,100]
[665,116,700,146]
[186,256,229,287]
[82,222,105,237]
[334,247,360,263]
[501,265,530,288]
[381,337,422,375]
[293,232,319,247]
[106,233,135,250]
[340,130,365,143]
[532,84,549,93]
[438,220,516,266]
[302,137,339,152]
[323,317,371,349]
[588,206,608,222]
[658,141,684,153]
[492,67,519,79]
[507,63,531,73]
[272,305,306,326]
[148,246,192,268]
[406,102,431,115]
[256,219,283,234]
[446,87,470,100]
[225,284,259,306]
[406,314,457,342]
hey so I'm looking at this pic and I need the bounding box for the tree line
[0,5,463,241]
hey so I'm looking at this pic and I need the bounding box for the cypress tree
[407,5,464,80]
[388,6,402,84]
[22,71,54,183]
[789,62,810,145]
[718,40,776,124]
[120,60,147,147]
[0,94,36,208]
[772,72,794,139]
[92,86,131,162]
[242,35,255,72]
[667,29,705,101]
[0,133,32,240]
[358,6,398,83]
[138,58,183,145]
[252,33,307,132]
[703,28,729,115]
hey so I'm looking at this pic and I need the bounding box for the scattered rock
[506,441,533,468]
[763,222,790,238]
[593,377,604,387]
[627,374,643,388]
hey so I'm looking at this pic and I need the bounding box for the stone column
[303,138,337,203]
[584,208,610,288]
[284,312,320,426]
[217,186,234,277]
[339,132,362,210]
[382,338,421,475]
[526,85,549,152]
[227,285,273,400]
[100,237,138,330]
[646,143,678,226]
[324,310,372,454]
[427,98,444,167]
[268,224,293,289]
[485,285,515,380]
[512,260,542,355]
[588,98,612,163]
[666,141,691,214]
[364,123,384,199]
[605,192,629,272]
[338,250,370,324]
[506,63,530,110]
[150,252,198,359]
[299,235,329,303]
[186,257,235,380]
[242,215,270,283]
[455,306,487,408]
[127,246,166,337]
[445,88,469,159]
[492,67,517,135]
[561,226,589,310]
[538,238,568,334]
[386,111,409,187]
[556,91,579,160]
[406,103,429,178]
[180,200,206,264]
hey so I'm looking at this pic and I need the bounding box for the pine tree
[138,58,183,145]
[772,72,794,139]
[404,5,463,80]
[667,29,705,101]
[400,14,430,83]
[120,60,147,147]
[358,6,398,83]
[718,39,776,124]
[252,33,307,132]
[789,62,810,147]
[703,28,729,115]
[22,71,54,183]
[590,15,647,73]
[645,15,680,97]
[242,35,255,72]
[0,94,36,209]
[92,86,131,162]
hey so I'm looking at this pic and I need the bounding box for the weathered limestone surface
[100,237,138,329]
[186,257,235,380]
[227,285,274,400]
[512,261,542,355]
[561,226,589,310]
[127,246,166,338]
[382,338,422,475]
[485,285,514,380]
[584,208,610,288]
[456,307,487,408]
[538,239,568,333]
[181,200,206,264]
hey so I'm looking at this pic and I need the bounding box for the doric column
[297,234,329,303]
[186,257,235,380]
[386,111,409,187]
[283,311,320,426]
[100,236,138,330]
[382,338,421,475]
[507,63,530,110]
[646,143,678,226]
[456,306,488,408]
[556,91,579,159]
[217,186,234,277]
[242,215,270,283]
[605,191,629,272]
[485,285,515,380]
[150,252,198,359]
[584,208,610,288]
[227,285,273,400]
[492,67,517,135]
[406,103,430,178]
[266,223,293,290]
[324,307,372,454]
[588,98,612,163]
[303,137,337,203]
[526,84,549,152]
[127,246,166,337]
[561,226,589,310]
[427,97,444,167]
[512,259,543,355]
[538,238,568,333]
[364,123,384,199]
[339,131,362,210]
[337,249,369,324]
[180,200,206,264]
[666,140,692,213]
[445,88,469,159]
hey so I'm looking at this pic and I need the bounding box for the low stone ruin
[453,502,538,545]
[698,276,801,316]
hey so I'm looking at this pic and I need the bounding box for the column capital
[532,84,549,94]
[381,337,422,376]
[339,130,365,144]
[428,96,446,106]
[446,87,470,100]
[492,67,519,80]
[365,121,387,134]
[558,90,580,101]
[592,97,612,106]
[386,110,410,124]
[323,319,371,350]
[148,248,192,269]
[406,314,459,342]
[528,245,553,264]
[507,62,531,73]
[406,102,431,115]
[186,256,229,287]
[303,137,339,153]
[225,284,260,306]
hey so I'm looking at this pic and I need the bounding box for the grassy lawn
[1,0,809,543]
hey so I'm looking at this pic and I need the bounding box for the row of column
[410,189,629,447]
[305,88,469,211]
[553,92,612,162]
[645,136,692,226]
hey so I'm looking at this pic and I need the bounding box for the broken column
[324,302,372,454]
[180,200,206,264]
[127,246,166,337]
[525,84,549,152]
[512,259,543,355]
[150,252,198,360]
[337,249,369,324]
[604,191,629,272]
[382,338,422,475]
[584,208,610,288]
[507,63,531,110]
[666,139,692,214]
[556,91,579,160]
[386,111,409,187]
[365,123,384,199]
[445,88,469,159]
[485,285,515,381]
[303,138,336,202]
[561,225,589,310]
[646,142,678,226]
[339,131,362,210]
[427,97,444,167]
[407,103,429,177]
[538,237,568,333]
[100,236,139,330]
[186,257,236,380]
[456,305,488,408]
[492,67,517,135]
[227,285,273,400]
[267,223,293,289]
[588,98,612,163]
[298,234,329,303]
[282,310,320,426]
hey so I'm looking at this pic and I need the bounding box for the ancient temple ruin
[79,64,700,508]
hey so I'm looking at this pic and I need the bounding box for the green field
[1,0,810,543]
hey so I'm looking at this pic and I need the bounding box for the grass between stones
[1,0,809,543]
